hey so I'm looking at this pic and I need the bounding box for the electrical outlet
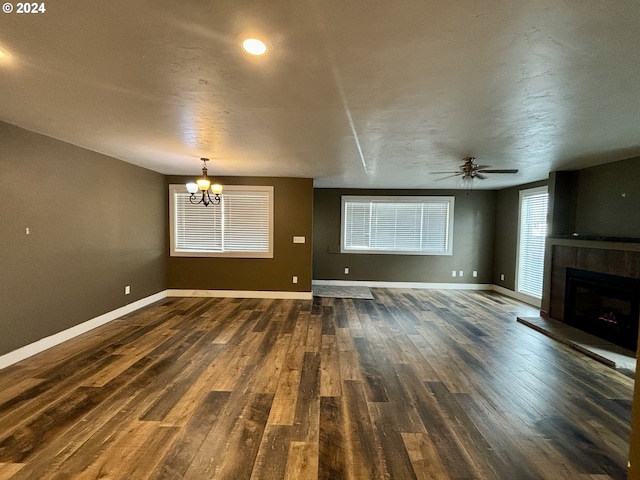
[452,271,457,277]
[125,285,131,295]
[344,267,349,274]
[473,271,478,278]
[292,276,298,284]
[500,274,505,281]
[459,271,463,277]
[25,227,30,235]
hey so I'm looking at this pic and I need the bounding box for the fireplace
[564,268,640,352]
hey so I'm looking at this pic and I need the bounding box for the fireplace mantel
[548,236,640,252]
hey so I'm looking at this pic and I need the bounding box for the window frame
[515,185,548,300]
[340,195,455,256]
[169,184,274,258]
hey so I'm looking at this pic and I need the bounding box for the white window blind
[170,185,273,258]
[517,187,548,298]
[341,196,454,255]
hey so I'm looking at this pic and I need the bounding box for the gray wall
[166,176,313,292]
[0,122,167,356]
[574,156,640,237]
[493,157,640,294]
[492,180,549,290]
[313,189,496,284]
[540,156,640,314]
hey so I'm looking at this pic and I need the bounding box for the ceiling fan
[431,157,518,181]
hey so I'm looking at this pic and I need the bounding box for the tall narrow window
[517,186,548,298]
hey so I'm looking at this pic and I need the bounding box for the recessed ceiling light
[241,38,268,56]
[0,47,12,62]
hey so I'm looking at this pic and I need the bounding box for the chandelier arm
[202,191,213,207]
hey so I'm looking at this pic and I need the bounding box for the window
[517,186,548,298]
[169,184,273,258]
[341,196,454,255]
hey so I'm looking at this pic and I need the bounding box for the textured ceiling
[1,0,639,189]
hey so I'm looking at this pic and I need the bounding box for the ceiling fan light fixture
[430,156,519,190]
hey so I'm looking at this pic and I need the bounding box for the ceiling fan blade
[435,173,463,181]
[475,173,488,180]
[477,169,519,174]
[430,171,460,174]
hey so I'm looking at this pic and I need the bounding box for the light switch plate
[293,236,305,244]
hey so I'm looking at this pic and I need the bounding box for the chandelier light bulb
[196,178,211,191]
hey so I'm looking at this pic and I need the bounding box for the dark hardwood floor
[0,289,634,479]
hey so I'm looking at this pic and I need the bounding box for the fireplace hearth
[564,268,640,352]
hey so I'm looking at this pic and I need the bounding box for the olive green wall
[0,122,167,356]
[574,156,640,238]
[492,180,549,290]
[166,176,313,292]
[313,189,496,284]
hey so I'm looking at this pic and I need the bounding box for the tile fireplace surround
[546,238,640,328]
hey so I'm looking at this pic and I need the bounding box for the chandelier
[186,158,223,206]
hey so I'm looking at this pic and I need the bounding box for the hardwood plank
[0,463,25,480]
[250,332,292,394]
[285,441,319,480]
[267,314,307,425]
[181,386,260,479]
[292,351,321,441]
[250,425,292,480]
[215,393,273,479]
[150,391,231,479]
[267,367,302,426]
[0,292,632,479]
[320,334,342,397]
[63,421,175,480]
[395,366,480,480]
[369,403,418,479]
[318,396,347,479]
[402,432,451,480]
[353,337,389,402]
[342,380,386,479]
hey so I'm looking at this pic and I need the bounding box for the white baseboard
[0,291,168,371]
[167,289,313,300]
[492,285,541,308]
[312,280,493,290]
